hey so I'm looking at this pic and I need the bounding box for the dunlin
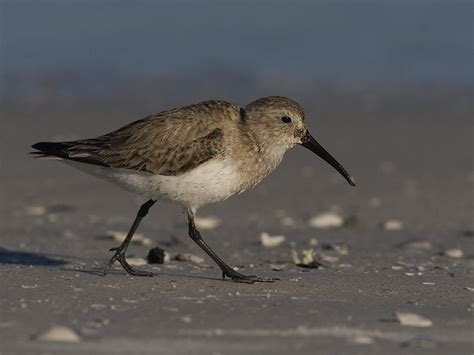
[31,96,355,283]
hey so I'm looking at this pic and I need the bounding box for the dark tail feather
[30,141,108,167]
[30,142,71,159]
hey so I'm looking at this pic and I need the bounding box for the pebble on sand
[400,240,432,250]
[147,247,170,264]
[321,255,339,263]
[383,219,404,231]
[368,197,382,208]
[26,205,76,217]
[309,238,318,246]
[37,326,81,343]
[309,212,344,229]
[280,216,296,227]
[25,206,47,217]
[174,253,205,264]
[194,216,221,230]
[274,209,296,227]
[395,312,432,327]
[442,248,463,258]
[104,230,153,246]
[180,316,192,323]
[351,335,374,344]
[260,232,286,248]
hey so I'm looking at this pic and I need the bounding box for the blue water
[1,1,472,87]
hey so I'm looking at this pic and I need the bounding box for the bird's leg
[186,210,279,284]
[102,199,156,277]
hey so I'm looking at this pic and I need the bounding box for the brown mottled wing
[100,124,223,175]
[42,101,231,175]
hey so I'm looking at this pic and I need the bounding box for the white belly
[63,159,244,209]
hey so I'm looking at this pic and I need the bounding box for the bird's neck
[233,128,288,191]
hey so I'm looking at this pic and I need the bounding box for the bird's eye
[281,116,292,123]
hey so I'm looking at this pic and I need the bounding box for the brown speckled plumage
[35,97,306,187]
[51,100,240,175]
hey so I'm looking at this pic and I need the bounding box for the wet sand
[1,88,473,354]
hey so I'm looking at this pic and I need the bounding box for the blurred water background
[1,0,472,116]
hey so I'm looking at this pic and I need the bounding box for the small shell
[383,220,403,231]
[25,206,47,216]
[309,212,343,229]
[280,216,296,227]
[174,253,205,264]
[37,326,81,343]
[292,249,318,265]
[351,335,374,344]
[396,312,432,327]
[260,232,286,248]
[442,248,463,258]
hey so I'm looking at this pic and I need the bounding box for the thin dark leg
[186,210,278,284]
[102,199,156,277]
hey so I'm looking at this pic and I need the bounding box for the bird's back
[32,100,243,176]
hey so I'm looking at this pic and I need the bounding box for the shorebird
[31,96,355,283]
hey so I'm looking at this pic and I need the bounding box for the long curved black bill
[300,131,356,186]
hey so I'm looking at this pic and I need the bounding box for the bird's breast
[146,158,244,208]
[235,147,286,191]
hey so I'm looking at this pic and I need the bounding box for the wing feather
[31,101,235,176]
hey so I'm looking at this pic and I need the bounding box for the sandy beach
[1,81,473,354]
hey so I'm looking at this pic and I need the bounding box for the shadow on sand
[0,247,67,266]
[69,267,224,282]
[0,247,231,283]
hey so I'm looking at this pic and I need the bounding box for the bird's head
[244,96,355,186]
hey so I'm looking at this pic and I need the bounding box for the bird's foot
[223,268,279,284]
[102,248,154,277]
